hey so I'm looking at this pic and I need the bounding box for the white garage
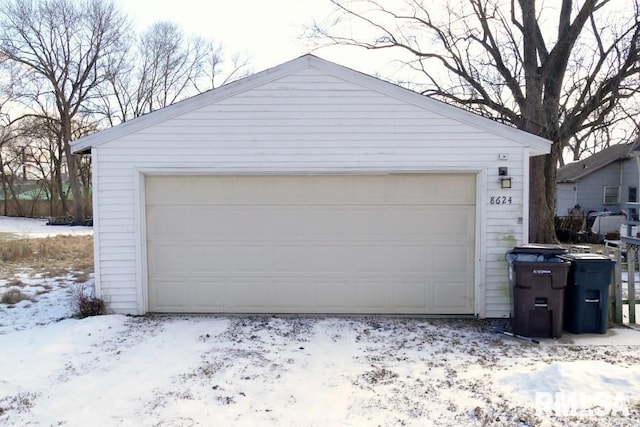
[72,55,551,317]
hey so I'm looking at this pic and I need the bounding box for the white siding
[92,66,533,317]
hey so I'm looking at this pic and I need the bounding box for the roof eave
[305,56,552,154]
[71,55,316,154]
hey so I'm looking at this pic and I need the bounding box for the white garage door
[146,174,476,314]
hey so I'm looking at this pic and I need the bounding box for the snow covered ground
[1,305,639,426]
[0,215,92,238]
[1,217,640,425]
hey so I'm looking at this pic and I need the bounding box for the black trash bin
[559,253,615,334]
[506,244,570,338]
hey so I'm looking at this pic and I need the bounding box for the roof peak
[72,54,552,155]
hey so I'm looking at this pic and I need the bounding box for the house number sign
[489,196,512,205]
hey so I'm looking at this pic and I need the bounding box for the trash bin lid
[509,244,568,256]
[558,253,615,263]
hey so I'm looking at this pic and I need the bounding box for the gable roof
[72,54,552,154]
[557,141,640,183]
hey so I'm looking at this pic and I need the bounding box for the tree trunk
[61,116,83,223]
[7,178,24,217]
[63,141,83,223]
[529,154,556,243]
[521,0,560,244]
[54,138,68,217]
[0,156,7,216]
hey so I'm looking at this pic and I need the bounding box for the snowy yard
[1,216,640,426]
[0,215,92,238]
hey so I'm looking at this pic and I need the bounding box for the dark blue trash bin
[559,253,615,334]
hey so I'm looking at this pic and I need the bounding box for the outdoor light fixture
[498,167,512,189]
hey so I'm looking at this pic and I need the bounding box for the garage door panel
[149,279,192,311]
[393,284,428,311]
[311,176,354,202]
[355,282,391,310]
[432,245,474,275]
[189,207,238,238]
[148,245,195,273]
[146,174,476,314]
[349,246,406,272]
[149,244,269,274]
[393,209,435,237]
[196,245,266,272]
[392,247,433,273]
[146,176,184,204]
[228,280,280,309]
[147,205,236,239]
[270,245,315,272]
[427,174,476,204]
[146,206,184,238]
[271,178,309,203]
[426,207,475,238]
[307,245,386,272]
[275,281,313,308]
[193,282,226,311]
[151,276,469,314]
[393,174,475,204]
[190,176,235,203]
[269,208,312,237]
[309,208,361,237]
[231,177,271,204]
[433,279,474,313]
[353,176,394,203]
[313,282,354,310]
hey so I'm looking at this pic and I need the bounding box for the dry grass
[34,284,54,296]
[6,278,25,287]
[0,235,94,277]
[1,288,33,305]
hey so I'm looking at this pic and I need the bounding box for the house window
[603,186,620,205]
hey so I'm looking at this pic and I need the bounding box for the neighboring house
[556,141,640,218]
[71,54,551,318]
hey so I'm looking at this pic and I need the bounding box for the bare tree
[311,0,640,242]
[0,119,18,216]
[0,0,129,223]
[97,21,251,125]
[0,2,249,220]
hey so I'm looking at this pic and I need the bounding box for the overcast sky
[114,0,381,74]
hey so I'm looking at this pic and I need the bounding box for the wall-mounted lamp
[498,167,512,189]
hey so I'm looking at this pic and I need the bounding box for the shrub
[77,295,107,318]
[72,284,107,318]
[1,288,32,305]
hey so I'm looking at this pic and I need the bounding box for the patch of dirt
[0,393,38,417]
